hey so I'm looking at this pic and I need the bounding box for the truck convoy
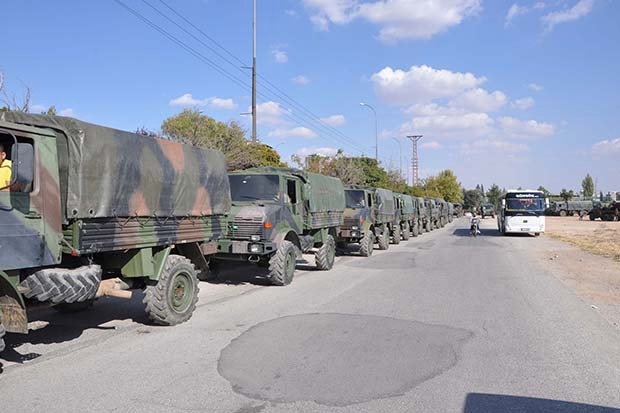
[0,112,457,352]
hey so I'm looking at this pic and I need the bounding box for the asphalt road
[2,217,620,413]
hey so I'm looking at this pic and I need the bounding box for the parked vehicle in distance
[589,201,620,221]
[481,204,496,219]
[548,200,594,217]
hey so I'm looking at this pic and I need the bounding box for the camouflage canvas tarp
[1,113,231,219]
[302,171,345,213]
[400,194,414,214]
[375,188,395,216]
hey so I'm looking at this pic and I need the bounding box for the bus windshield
[506,198,545,211]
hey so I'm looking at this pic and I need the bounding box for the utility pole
[251,0,257,143]
[407,135,423,186]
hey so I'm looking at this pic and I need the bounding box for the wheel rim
[169,271,194,314]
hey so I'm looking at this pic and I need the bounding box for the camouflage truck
[447,202,454,223]
[435,198,448,228]
[214,167,345,286]
[589,201,620,221]
[417,196,431,232]
[0,113,231,352]
[395,193,419,239]
[337,186,396,255]
[425,198,440,229]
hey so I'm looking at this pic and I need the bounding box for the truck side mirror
[11,142,34,191]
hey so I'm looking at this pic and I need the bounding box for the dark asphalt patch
[218,313,473,407]
[342,252,416,269]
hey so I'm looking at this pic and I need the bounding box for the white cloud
[499,116,554,138]
[505,2,546,27]
[512,97,535,110]
[449,88,507,112]
[285,9,297,16]
[272,48,288,63]
[255,101,290,125]
[542,0,594,32]
[295,146,339,159]
[461,139,529,154]
[591,138,620,156]
[268,126,317,139]
[320,114,346,126]
[529,83,543,91]
[371,65,486,105]
[302,0,481,42]
[59,108,76,117]
[421,141,442,150]
[169,93,238,110]
[292,75,310,85]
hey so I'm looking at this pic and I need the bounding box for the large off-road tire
[412,222,419,237]
[559,210,567,217]
[52,299,95,313]
[315,235,336,271]
[377,230,390,250]
[269,241,296,286]
[20,265,101,304]
[143,255,199,326]
[0,313,6,353]
[391,227,401,244]
[402,225,410,240]
[359,232,374,257]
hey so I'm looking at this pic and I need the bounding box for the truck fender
[176,242,209,280]
[273,230,302,255]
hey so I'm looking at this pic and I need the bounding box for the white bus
[497,190,549,236]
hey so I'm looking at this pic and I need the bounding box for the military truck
[481,203,496,219]
[589,201,620,221]
[435,198,448,227]
[0,113,231,352]
[337,186,397,256]
[447,202,454,223]
[417,197,431,232]
[215,167,345,285]
[550,200,594,217]
[397,194,420,239]
[426,198,440,229]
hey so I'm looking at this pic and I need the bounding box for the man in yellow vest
[0,144,12,190]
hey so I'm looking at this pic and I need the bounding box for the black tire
[359,232,374,257]
[402,225,410,240]
[257,258,271,268]
[20,265,101,304]
[143,255,199,326]
[534,232,540,236]
[391,227,401,244]
[269,240,296,286]
[377,231,390,250]
[52,299,95,313]
[559,210,567,217]
[316,235,336,271]
[589,213,595,221]
[0,313,5,353]
[412,222,419,237]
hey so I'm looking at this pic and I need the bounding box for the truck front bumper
[216,239,277,259]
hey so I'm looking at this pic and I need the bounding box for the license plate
[232,241,249,254]
[520,228,530,232]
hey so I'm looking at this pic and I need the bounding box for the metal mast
[251,0,257,143]
[407,135,423,186]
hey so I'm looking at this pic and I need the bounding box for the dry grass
[545,217,620,262]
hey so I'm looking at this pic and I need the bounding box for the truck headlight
[351,225,359,230]
[249,243,263,253]
[250,234,261,242]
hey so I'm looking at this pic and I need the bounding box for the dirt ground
[531,216,620,329]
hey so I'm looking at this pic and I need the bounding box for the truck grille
[343,217,358,229]
[232,217,263,239]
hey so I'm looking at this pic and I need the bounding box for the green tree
[486,184,502,206]
[581,173,594,198]
[247,143,284,168]
[537,185,551,197]
[423,170,463,202]
[559,188,574,202]
[463,189,483,211]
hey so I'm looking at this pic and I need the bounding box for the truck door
[0,129,61,270]
[286,179,304,230]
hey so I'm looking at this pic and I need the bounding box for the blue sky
[2,0,618,194]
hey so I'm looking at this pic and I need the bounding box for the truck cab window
[1,134,34,193]
[287,180,297,204]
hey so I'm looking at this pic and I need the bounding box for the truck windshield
[345,190,365,208]
[229,174,280,202]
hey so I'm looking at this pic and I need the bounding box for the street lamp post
[392,137,402,179]
[360,102,378,162]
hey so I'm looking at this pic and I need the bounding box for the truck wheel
[589,213,595,221]
[402,225,410,240]
[377,231,390,250]
[316,235,336,271]
[20,265,101,304]
[0,313,5,353]
[52,299,95,313]
[269,240,296,286]
[559,210,567,217]
[412,222,419,237]
[359,232,374,257]
[391,228,401,244]
[143,255,199,326]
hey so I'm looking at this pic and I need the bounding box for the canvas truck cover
[400,194,414,215]
[240,167,345,213]
[1,112,231,219]
[374,188,395,219]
